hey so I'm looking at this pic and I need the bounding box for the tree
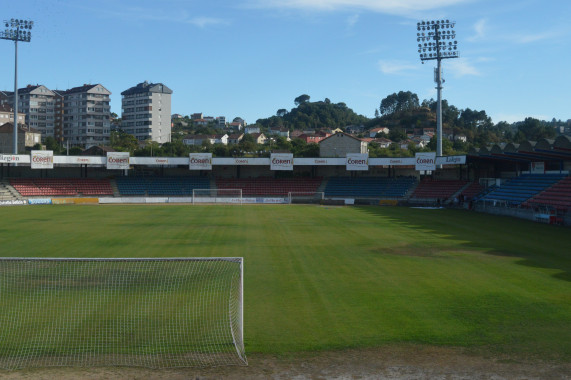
[276,109,288,117]
[294,94,310,106]
[380,91,419,115]
[388,128,407,142]
[110,131,138,153]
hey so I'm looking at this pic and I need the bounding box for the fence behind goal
[0,258,246,369]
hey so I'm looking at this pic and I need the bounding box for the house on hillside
[244,125,260,134]
[249,133,267,144]
[319,132,368,158]
[369,127,390,138]
[228,133,244,144]
[298,130,331,144]
[345,124,365,134]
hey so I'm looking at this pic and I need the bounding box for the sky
[2,0,570,125]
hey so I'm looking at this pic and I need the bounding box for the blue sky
[2,0,570,125]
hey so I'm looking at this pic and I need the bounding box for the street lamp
[1,18,34,154]
[416,19,458,163]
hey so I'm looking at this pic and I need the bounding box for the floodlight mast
[0,19,34,155]
[416,20,458,166]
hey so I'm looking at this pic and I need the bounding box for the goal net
[288,191,325,204]
[193,188,243,204]
[0,258,246,369]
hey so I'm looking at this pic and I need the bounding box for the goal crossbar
[0,257,246,369]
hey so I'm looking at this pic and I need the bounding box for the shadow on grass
[355,206,571,283]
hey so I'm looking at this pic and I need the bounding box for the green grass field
[0,205,570,360]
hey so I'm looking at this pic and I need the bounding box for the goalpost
[0,258,246,369]
[193,189,243,204]
[288,191,325,204]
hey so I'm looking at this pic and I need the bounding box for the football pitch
[0,204,570,361]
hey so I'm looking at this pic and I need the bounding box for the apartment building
[1,84,111,148]
[62,84,112,148]
[0,104,26,126]
[0,85,56,138]
[121,81,172,143]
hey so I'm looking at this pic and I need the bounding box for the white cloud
[248,0,473,16]
[187,17,227,28]
[446,58,480,77]
[491,113,549,124]
[378,59,418,75]
[347,14,359,29]
[468,18,487,41]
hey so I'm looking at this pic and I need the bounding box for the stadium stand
[10,178,113,197]
[410,179,469,202]
[115,176,210,196]
[215,177,323,197]
[478,174,567,206]
[522,175,571,211]
[460,182,485,201]
[323,176,416,198]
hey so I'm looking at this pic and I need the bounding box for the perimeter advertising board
[189,153,212,170]
[415,152,436,171]
[270,153,293,171]
[346,153,368,171]
[31,150,54,169]
[106,152,130,170]
[0,154,29,164]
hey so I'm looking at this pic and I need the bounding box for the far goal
[0,258,246,369]
[193,188,243,204]
[288,191,325,204]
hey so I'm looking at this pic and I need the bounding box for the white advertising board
[415,152,436,171]
[270,153,293,171]
[213,157,269,166]
[346,153,369,171]
[369,157,416,166]
[436,155,466,165]
[31,150,54,169]
[189,153,213,170]
[53,156,106,165]
[106,152,130,170]
[531,162,545,174]
[294,158,344,166]
[0,154,29,164]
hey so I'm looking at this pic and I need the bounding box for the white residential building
[121,81,172,143]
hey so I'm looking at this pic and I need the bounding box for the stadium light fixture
[416,19,458,165]
[1,19,34,155]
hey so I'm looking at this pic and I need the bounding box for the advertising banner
[106,152,130,170]
[213,157,269,166]
[189,153,213,171]
[346,153,369,171]
[531,162,545,174]
[31,150,54,169]
[415,152,436,171]
[53,156,106,165]
[270,153,293,171]
[369,157,416,166]
[436,155,466,165]
[0,154,29,164]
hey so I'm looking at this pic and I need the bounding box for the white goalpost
[0,257,246,369]
[192,189,243,204]
[288,191,325,204]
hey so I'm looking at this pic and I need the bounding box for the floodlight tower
[416,20,458,163]
[1,19,33,154]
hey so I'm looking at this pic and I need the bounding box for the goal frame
[0,257,246,369]
[192,188,243,204]
[288,191,325,204]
